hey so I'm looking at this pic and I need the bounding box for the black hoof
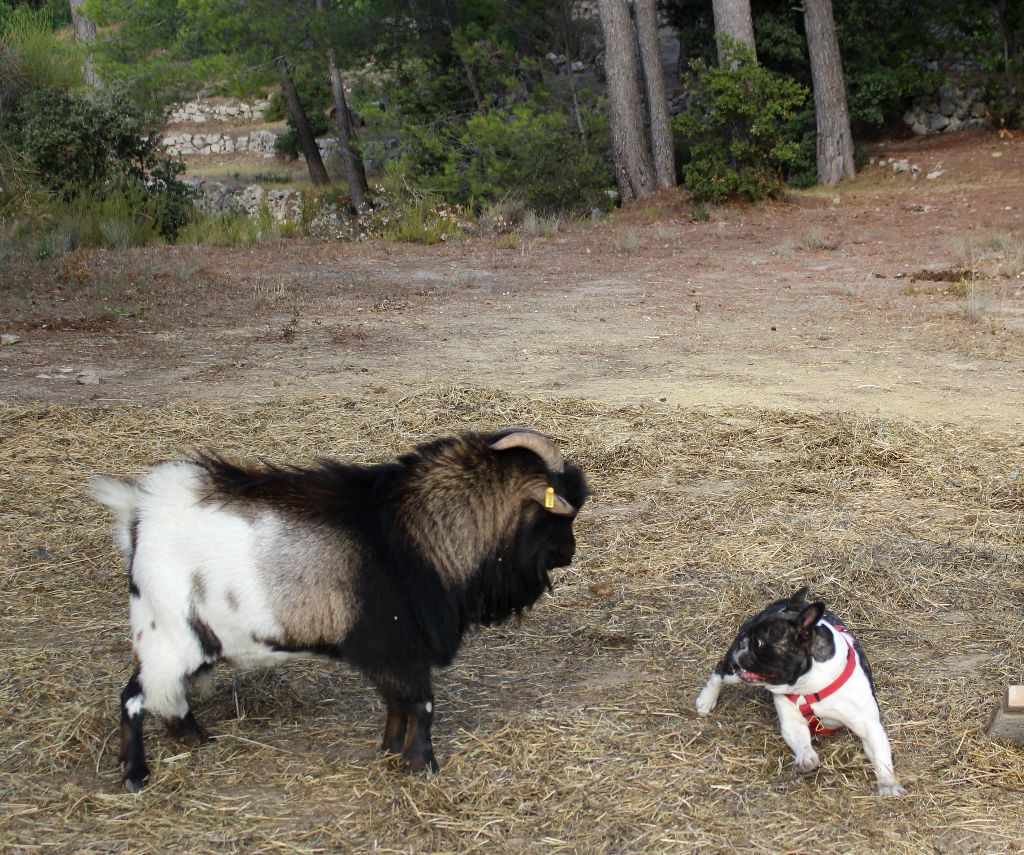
[167,712,210,747]
[402,750,439,774]
[121,764,150,793]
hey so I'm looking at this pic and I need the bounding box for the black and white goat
[93,429,588,791]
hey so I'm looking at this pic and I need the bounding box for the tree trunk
[803,0,855,185]
[277,59,331,186]
[327,62,369,208]
[596,0,655,203]
[314,0,368,208]
[634,0,675,189]
[711,0,756,64]
[558,1,586,144]
[69,0,104,89]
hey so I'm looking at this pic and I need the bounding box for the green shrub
[674,43,808,202]
[9,86,192,240]
[425,103,613,215]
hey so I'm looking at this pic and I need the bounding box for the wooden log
[987,685,1024,743]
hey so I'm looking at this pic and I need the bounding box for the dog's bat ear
[786,586,810,611]
[797,602,826,634]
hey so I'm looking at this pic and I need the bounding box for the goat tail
[91,475,141,524]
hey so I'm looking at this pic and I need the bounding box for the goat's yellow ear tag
[544,487,555,509]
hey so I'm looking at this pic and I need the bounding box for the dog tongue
[739,670,766,682]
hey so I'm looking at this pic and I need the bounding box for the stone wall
[182,177,362,240]
[167,98,270,125]
[184,177,304,221]
[164,129,343,161]
[164,129,280,158]
[903,83,992,134]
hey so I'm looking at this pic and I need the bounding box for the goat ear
[527,482,576,516]
[797,602,826,634]
[786,586,810,611]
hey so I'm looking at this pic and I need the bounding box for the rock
[928,114,950,132]
[892,159,910,174]
[76,370,100,385]
[0,334,20,345]
[926,169,945,180]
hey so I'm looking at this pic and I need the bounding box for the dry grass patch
[1,387,1022,853]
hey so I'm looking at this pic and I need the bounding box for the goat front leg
[401,697,438,773]
[381,705,408,756]
[119,669,150,792]
[371,667,438,773]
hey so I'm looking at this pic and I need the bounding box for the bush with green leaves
[674,44,808,202]
[424,102,612,215]
[9,86,192,240]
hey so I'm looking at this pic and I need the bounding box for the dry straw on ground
[1,386,1022,853]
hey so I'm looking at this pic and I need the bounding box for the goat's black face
[476,462,588,626]
[541,461,588,569]
[528,510,577,570]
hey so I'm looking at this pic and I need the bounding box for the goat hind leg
[166,665,214,747]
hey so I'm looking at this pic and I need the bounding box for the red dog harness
[784,626,856,736]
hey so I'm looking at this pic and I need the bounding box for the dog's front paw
[793,750,819,772]
[877,781,906,798]
[695,685,718,716]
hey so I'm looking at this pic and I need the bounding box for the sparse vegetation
[366,163,466,245]
[800,229,840,250]
[178,206,298,247]
[521,210,562,239]
[964,282,995,322]
[614,230,641,253]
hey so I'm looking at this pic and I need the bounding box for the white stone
[76,370,100,385]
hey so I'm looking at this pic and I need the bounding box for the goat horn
[490,430,565,473]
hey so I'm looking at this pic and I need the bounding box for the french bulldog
[695,587,905,797]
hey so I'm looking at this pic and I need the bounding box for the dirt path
[2,130,1022,430]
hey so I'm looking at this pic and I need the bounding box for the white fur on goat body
[95,461,353,719]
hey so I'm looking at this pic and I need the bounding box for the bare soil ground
[2,130,1023,427]
[1,130,1022,853]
